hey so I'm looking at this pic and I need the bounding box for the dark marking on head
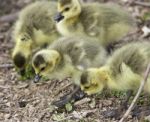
[33,55,45,68]
[80,71,88,85]
[58,0,71,6]
[13,53,26,68]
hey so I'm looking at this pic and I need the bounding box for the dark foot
[106,45,114,54]
[52,86,86,108]
[121,90,133,110]
[131,106,150,118]
[52,95,72,108]
[102,107,124,119]
[102,90,133,119]
[103,106,150,119]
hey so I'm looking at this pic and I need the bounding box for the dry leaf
[142,26,150,37]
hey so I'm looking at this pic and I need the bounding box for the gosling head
[54,0,81,22]
[80,68,109,95]
[32,49,61,83]
[12,33,32,75]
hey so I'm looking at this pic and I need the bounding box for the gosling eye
[40,67,46,71]
[84,86,90,89]
[74,46,79,51]
[64,7,70,12]
[21,37,26,41]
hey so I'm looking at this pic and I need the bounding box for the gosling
[55,0,135,47]
[80,42,150,95]
[12,1,60,74]
[32,36,107,84]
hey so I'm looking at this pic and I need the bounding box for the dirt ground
[0,0,150,122]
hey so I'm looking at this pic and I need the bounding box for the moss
[95,89,126,99]
[18,64,35,80]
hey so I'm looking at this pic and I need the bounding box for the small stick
[0,85,11,89]
[119,63,150,122]
[54,82,72,96]
[0,64,14,68]
[55,116,73,122]
[132,1,150,7]
[74,97,91,106]
[0,12,18,24]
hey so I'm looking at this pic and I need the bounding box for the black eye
[64,7,70,11]
[21,37,26,41]
[41,67,45,71]
[74,46,78,51]
[84,86,90,89]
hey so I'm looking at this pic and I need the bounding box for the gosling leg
[102,90,133,119]
[52,85,85,108]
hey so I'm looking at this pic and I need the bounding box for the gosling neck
[65,15,79,25]
[55,53,64,70]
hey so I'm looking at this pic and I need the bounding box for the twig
[72,109,97,119]
[16,83,29,89]
[54,82,72,96]
[132,1,150,7]
[0,64,14,68]
[54,116,73,122]
[119,63,150,122]
[74,97,91,106]
[0,12,18,24]
[0,85,11,89]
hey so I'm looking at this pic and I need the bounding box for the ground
[0,0,150,122]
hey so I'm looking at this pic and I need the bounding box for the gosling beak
[34,74,42,83]
[54,12,64,22]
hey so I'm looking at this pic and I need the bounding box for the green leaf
[143,12,150,21]
[65,103,73,112]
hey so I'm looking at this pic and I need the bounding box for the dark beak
[34,74,42,83]
[54,12,64,22]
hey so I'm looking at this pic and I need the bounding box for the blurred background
[0,0,150,121]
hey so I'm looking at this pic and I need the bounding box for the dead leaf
[142,26,150,37]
